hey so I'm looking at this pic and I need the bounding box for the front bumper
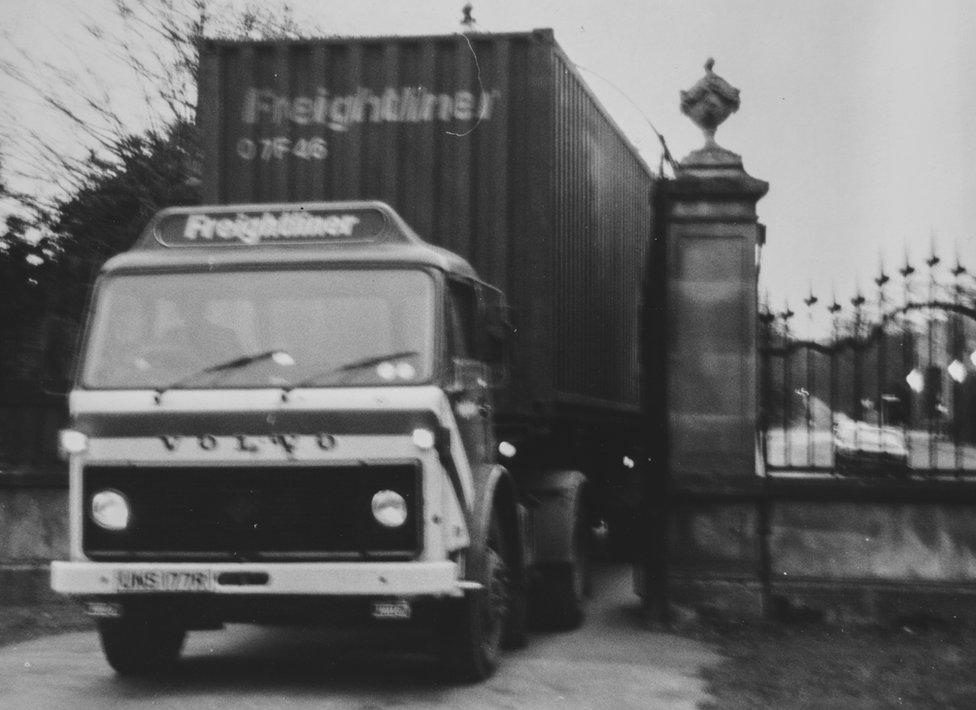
[52,560,469,597]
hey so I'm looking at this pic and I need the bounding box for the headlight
[371,490,408,528]
[90,490,131,531]
[58,429,88,459]
[411,428,436,450]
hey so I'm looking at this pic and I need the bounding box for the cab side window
[481,284,511,367]
[447,280,479,361]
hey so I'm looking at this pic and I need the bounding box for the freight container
[52,30,659,681]
[198,29,656,426]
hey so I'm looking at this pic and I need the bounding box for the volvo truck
[52,29,658,680]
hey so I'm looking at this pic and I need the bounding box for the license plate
[116,569,214,593]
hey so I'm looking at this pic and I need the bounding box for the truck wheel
[502,576,529,650]
[532,516,588,630]
[441,509,511,682]
[97,616,186,676]
[604,508,639,561]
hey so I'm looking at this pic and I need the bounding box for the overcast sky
[2,0,975,309]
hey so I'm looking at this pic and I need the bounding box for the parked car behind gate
[833,413,910,475]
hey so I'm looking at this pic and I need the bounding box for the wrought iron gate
[760,254,976,478]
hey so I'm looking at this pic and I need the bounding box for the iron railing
[760,251,976,478]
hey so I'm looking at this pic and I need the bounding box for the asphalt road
[0,565,719,710]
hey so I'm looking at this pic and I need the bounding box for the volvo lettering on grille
[158,434,337,453]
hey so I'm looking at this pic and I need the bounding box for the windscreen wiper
[153,350,294,404]
[279,350,418,402]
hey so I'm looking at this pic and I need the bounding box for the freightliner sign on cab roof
[151,204,399,248]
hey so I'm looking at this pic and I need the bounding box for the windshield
[81,268,435,389]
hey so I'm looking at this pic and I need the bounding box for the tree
[53,119,200,265]
[0,154,67,387]
[0,0,319,302]
[0,2,318,393]
[1,0,311,205]
[0,148,51,327]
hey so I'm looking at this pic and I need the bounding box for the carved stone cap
[678,59,751,175]
[680,58,740,143]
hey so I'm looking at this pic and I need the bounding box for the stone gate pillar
[655,60,769,616]
[668,59,767,482]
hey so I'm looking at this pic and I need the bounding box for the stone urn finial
[680,58,741,148]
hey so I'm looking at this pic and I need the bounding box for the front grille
[83,463,421,561]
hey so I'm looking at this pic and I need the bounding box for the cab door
[445,278,494,469]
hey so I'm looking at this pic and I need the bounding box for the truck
[51,29,658,680]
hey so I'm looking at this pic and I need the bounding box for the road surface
[0,565,719,709]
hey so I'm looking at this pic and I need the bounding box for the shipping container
[198,29,657,425]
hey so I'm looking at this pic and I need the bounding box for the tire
[440,508,512,682]
[502,577,529,650]
[98,616,186,676]
[531,515,588,630]
[604,508,639,561]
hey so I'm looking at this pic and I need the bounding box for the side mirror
[484,303,514,356]
[482,303,514,387]
[485,331,505,365]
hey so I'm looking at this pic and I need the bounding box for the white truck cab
[52,202,535,680]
